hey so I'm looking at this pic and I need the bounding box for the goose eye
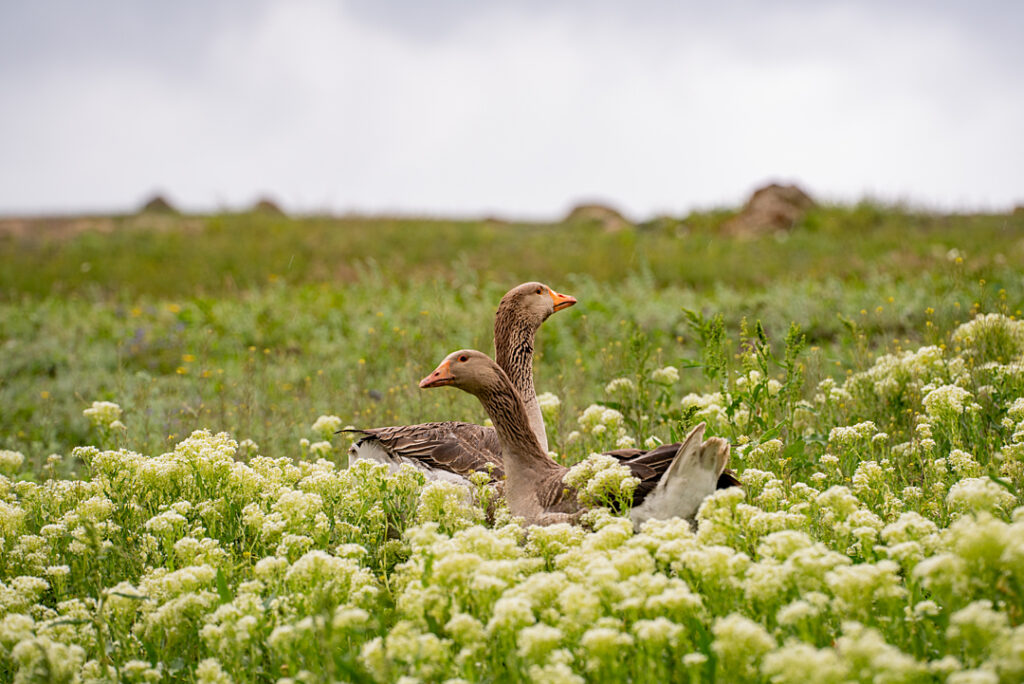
[459,355,468,362]
[535,287,543,294]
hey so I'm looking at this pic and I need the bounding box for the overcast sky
[1,0,1021,219]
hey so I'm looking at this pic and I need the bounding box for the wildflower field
[1,207,1023,683]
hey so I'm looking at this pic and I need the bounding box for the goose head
[498,282,576,328]
[419,349,504,395]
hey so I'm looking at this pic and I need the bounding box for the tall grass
[0,206,1022,682]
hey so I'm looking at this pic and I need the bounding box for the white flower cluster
[0,449,25,473]
[844,344,960,408]
[2,311,1023,682]
[563,453,640,508]
[680,392,729,430]
[82,400,122,428]
[310,414,343,439]
[828,421,879,451]
[649,366,679,384]
[576,404,629,446]
[952,313,1024,359]
[0,419,1020,682]
[923,384,974,421]
[536,392,562,421]
[733,369,783,397]
[603,378,635,395]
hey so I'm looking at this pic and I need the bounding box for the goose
[419,349,732,528]
[341,282,577,484]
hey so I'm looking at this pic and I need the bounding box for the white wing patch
[349,440,473,487]
[630,430,726,530]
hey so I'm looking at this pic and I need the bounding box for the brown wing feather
[625,461,659,508]
[344,422,505,479]
[608,443,683,472]
[717,469,741,489]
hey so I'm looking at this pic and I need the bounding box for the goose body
[344,282,576,481]
[420,350,732,528]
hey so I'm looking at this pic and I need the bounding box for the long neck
[474,368,565,489]
[494,304,548,452]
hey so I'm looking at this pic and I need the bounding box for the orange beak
[550,288,577,312]
[419,359,455,388]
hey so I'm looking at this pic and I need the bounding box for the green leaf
[215,567,232,603]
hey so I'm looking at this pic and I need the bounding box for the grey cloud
[0,0,1021,216]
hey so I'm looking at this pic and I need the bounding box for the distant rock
[564,203,632,232]
[252,197,286,216]
[139,194,178,214]
[723,183,815,235]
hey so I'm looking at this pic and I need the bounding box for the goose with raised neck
[420,349,732,527]
[342,282,576,483]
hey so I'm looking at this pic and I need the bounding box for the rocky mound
[723,183,815,235]
[564,203,632,232]
[252,197,286,216]
[139,194,178,214]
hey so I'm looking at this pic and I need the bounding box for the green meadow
[0,206,1022,682]
[2,207,1021,465]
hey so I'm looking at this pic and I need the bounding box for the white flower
[777,600,820,626]
[527,661,584,684]
[564,453,639,508]
[579,404,610,431]
[308,441,333,458]
[487,596,535,633]
[947,670,999,684]
[600,408,624,428]
[1007,397,1024,422]
[947,600,1009,651]
[537,392,562,421]
[517,623,564,662]
[828,421,878,449]
[948,450,981,479]
[311,414,343,439]
[196,658,233,684]
[735,369,763,389]
[643,435,663,449]
[83,400,122,427]
[650,366,680,384]
[762,641,848,683]
[580,627,633,671]
[604,378,636,395]
[632,617,681,646]
[923,385,972,420]
[947,478,1017,514]
[711,614,774,678]
[826,561,906,615]
[0,449,25,473]
[683,653,708,667]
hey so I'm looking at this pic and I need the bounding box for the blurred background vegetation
[2,203,1022,473]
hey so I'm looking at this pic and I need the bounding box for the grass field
[1,206,1023,682]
